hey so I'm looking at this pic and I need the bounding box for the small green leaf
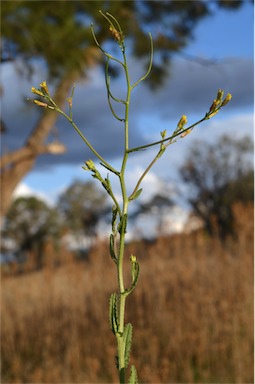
[118,214,127,234]
[157,144,166,159]
[129,365,138,384]
[128,188,143,202]
[123,323,133,368]
[125,258,140,296]
[111,205,118,232]
[100,161,120,176]
[109,234,117,264]
[109,293,118,334]
[160,129,167,139]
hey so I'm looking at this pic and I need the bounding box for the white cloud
[13,182,53,206]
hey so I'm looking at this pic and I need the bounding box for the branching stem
[30,11,231,384]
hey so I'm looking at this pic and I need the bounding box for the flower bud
[40,81,49,95]
[181,129,191,138]
[66,97,72,108]
[216,89,224,102]
[130,255,137,263]
[33,100,49,108]
[109,25,124,45]
[31,87,44,97]
[209,99,220,112]
[177,115,188,130]
[160,129,167,139]
[207,110,219,119]
[221,93,232,106]
[84,159,96,171]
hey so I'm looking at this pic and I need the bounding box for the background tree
[179,134,254,238]
[0,0,250,218]
[129,190,175,238]
[57,180,108,249]
[1,196,61,268]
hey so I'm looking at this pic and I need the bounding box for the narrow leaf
[125,259,140,295]
[129,365,138,384]
[109,293,118,334]
[123,323,133,368]
[128,188,143,202]
[109,234,117,264]
[118,214,127,234]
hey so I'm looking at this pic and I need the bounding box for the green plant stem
[116,52,131,383]
[53,107,119,175]
[31,14,231,384]
[127,103,225,155]
[129,148,160,201]
[127,116,206,153]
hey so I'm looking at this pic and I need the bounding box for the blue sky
[2,2,254,214]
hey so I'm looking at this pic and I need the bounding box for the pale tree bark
[1,47,101,219]
[0,70,79,219]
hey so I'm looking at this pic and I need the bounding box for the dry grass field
[1,203,254,383]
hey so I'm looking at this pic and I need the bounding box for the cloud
[12,182,52,205]
[1,56,253,171]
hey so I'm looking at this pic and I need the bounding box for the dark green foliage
[57,180,107,238]
[2,1,250,84]
[180,135,254,238]
[1,196,61,266]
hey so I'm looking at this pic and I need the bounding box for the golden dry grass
[1,203,254,383]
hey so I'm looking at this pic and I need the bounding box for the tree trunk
[0,70,79,219]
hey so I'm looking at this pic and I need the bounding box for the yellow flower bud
[130,255,137,263]
[84,159,96,171]
[216,89,224,102]
[177,115,188,130]
[181,129,191,138]
[33,100,48,108]
[40,81,49,95]
[109,25,124,44]
[209,99,220,112]
[160,129,167,139]
[66,97,72,108]
[221,93,232,106]
[31,87,44,97]
[208,110,219,119]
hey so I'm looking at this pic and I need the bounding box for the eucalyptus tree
[0,0,249,217]
[1,196,61,267]
[57,180,108,247]
[179,135,254,238]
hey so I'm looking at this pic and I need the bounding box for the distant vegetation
[2,202,253,383]
[1,134,253,267]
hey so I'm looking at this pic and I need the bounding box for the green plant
[30,11,232,384]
